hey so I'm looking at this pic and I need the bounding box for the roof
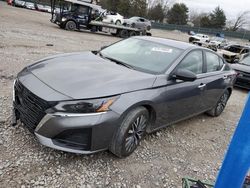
[63,0,102,10]
[134,36,196,50]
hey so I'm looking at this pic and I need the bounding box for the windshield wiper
[101,55,134,70]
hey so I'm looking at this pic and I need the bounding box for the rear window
[205,52,224,72]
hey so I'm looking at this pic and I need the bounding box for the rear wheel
[109,107,149,158]
[115,20,121,25]
[119,29,129,38]
[65,21,76,31]
[206,90,230,117]
[129,31,136,37]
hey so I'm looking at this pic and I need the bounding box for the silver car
[123,17,151,31]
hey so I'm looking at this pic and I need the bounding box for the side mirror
[172,69,197,82]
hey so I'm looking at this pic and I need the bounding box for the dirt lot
[0,2,249,188]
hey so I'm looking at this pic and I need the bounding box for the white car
[24,2,35,10]
[189,34,210,43]
[102,11,124,25]
[209,37,228,48]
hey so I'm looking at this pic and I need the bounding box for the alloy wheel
[216,92,229,114]
[124,115,147,153]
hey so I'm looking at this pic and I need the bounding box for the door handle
[198,83,206,89]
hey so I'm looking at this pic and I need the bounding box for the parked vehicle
[209,37,228,49]
[36,4,52,12]
[189,34,210,43]
[13,0,25,7]
[219,45,250,63]
[123,17,151,31]
[13,36,236,157]
[51,0,151,38]
[231,54,250,89]
[24,1,36,10]
[102,11,124,25]
[6,0,13,5]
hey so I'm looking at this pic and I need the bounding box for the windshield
[225,46,243,53]
[241,55,250,66]
[129,17,139,21]
[100,38,183,74]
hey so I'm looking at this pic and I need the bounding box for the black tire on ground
[146,25,151,31]
[115,20,121,25]
[129,31,136,37]
[65,20,76,31]
[119,29,129,38]
[206,90,230,117]
[109,107,149,158]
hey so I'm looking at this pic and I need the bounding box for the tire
[131,23,135,28]
[119,29,129,38]
[206,90,230,117]
[90,26,98,32]
[65,21,76,31]
[115,20,121,25]
[129,31,136,37]
[146,25,151,31]
[109,107,149,158]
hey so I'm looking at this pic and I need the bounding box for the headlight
[50,96,119,114]
[61,17,67,22]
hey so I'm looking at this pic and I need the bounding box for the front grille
[13,80,51,132]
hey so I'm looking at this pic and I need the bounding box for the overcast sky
[176,0,250,20]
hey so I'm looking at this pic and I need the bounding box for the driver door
[154,50,207,128]
[75,6,90,26]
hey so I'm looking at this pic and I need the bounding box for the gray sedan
[123,17,151,31]
[13,37,235,157]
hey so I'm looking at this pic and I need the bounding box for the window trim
[173,49,205,75]
[203,49,225,73]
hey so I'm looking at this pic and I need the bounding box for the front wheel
[109,107,149,158]
[206,90,230,117]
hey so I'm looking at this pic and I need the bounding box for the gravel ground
[0,2,249,187]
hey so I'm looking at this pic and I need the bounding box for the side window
[177,50,203,74]
[205,51,223,72]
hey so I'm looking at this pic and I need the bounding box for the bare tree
[230,11,250,31]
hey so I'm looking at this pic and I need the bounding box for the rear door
[201,50,229,110]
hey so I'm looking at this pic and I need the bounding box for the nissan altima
[13,37,236,157]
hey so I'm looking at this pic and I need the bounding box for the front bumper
[14,107,121,154]
[234,76,250,90]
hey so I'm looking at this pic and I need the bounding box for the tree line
[99,0,250,31]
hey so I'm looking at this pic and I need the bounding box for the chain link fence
[152,22,250,40]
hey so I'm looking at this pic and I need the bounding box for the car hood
[231,63,250,72]
[27,52,156,99]
[221,49,238,56]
